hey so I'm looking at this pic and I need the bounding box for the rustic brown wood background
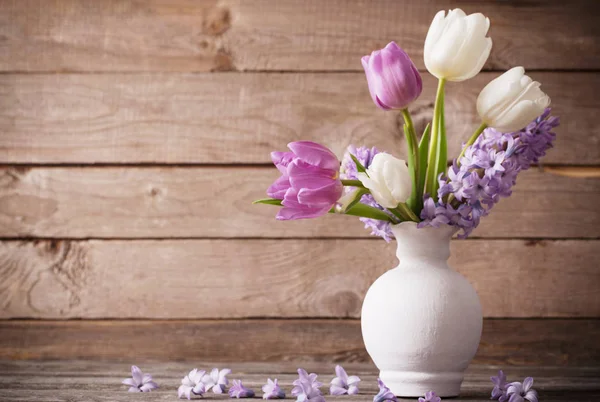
[0,0,599,365]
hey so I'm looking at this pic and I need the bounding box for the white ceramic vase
[361,221,482,397]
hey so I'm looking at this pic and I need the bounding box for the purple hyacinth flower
[418,391,441,402]
[330,365,361,395]
[178,369,206,400]
[268,141,343,221]
[373,378,397,402]
[262,378,286,399]
[419,108,559,238]
[202,368,231,393]
[481,149,506,178]
[292,368,323,401]
[122,365,159,393]
[491,370,509,402]
[229,380,256,398]
[506,378,538,402]
[362,41,423,110]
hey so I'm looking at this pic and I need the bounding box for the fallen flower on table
[262,378,286,399]
[418,390,441,402]
[292,368,324,401]
[373,378,397,402]
[229,380,256,398]
[506,377,538,402]
[329,365,360,395]
[121,365,158,393]
[202,368,231,394]
[178,369,206,400]
[491,370,509,401]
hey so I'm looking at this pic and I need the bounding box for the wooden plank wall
[0,0,599,364]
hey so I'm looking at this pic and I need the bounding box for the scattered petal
[230,380,256,398]
[373,378,397,402]
[262,378,286,399]
[329,365,360,395]
[122,365,158,393]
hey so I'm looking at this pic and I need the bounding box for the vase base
[379,370,464,397]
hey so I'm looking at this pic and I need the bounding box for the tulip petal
[271,151,295,174]
[494,100,546,132]
[363,41,422,110]
[267,175,291,199]
[276,204,330,220]
[288,141,339,171]
[477,67,526,121]
[424,8,491,81]
[288,160,338,189]
[297,181,343,207]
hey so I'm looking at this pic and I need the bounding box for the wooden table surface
[0,361,598,402]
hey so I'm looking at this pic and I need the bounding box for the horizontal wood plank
[0,319,599,367]
[0,362,598,402]
[0,73,594,164]
[0,167,598,239]
[1,0,598,72]
[0,239,598,319]
[1,364,599,402]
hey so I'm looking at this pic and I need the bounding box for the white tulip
[424,9,492,82]
[477,66,551,132]
[357,153,411,209]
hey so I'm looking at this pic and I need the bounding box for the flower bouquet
[254,8,558,398]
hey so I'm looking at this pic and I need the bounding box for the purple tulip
[361,41,423,110]
[268,141,343,220]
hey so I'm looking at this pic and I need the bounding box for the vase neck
[391,222,455,265]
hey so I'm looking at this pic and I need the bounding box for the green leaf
[415,123,431,214]
[341,203,395,222]
[337,188,369,213]
[350,154,368,175]
[252,198,283,206]
[419,123,431,152]
[340,179,365,188]
[403,123,418,213]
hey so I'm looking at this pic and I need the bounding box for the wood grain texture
[1,0,598,72]
[0,73,594,164]
[0,239,598,319]
[1,320,599,367]
[0,363,599,402]
[0,167,598,239]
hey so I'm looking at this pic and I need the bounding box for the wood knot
[203,7,231,36]
[149,187,160,197]
[325,290,361,317]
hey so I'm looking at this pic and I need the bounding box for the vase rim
[390,221,458,238]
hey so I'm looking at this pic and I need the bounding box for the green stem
[389,207,409,222]
[456,122,488,166]
[425,78,446,197]
[340,179,365,188]
[401,109,419,215]
[397,203,420,222]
